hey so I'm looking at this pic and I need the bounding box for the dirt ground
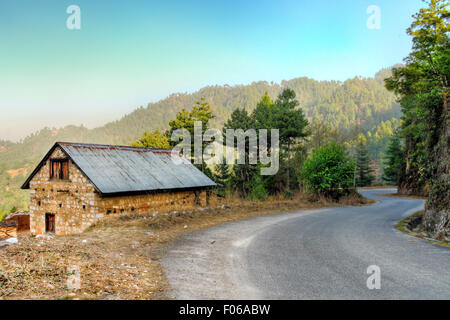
[0,192,372,300]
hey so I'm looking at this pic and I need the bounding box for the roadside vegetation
[300,142,355,199]
[385,0,449,238]
[396,211,450,248]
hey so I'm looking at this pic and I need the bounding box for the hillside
[0,68,401,214]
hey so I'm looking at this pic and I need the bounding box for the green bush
[249,184,268,201]
[248,174,268,201]
[300,142,355,199]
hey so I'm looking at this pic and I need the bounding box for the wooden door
[45,213,55,233]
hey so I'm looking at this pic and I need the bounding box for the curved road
[162,189,450,299]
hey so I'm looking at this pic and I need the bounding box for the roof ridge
[56,142,172,152]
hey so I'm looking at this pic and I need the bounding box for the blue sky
[0,0,423,141]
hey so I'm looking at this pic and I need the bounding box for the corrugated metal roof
[59,142,216,195]
[23,142,215,195]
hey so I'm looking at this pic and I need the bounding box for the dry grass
[0,192,373,300]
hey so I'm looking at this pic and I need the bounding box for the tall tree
[355,138,375,187]
[168,98,214,172]
[382,131,403,185]
[385,0,449,194]
[252,92,274,130]
[223,108,256,197]
[385,0,449,238]
[269,89,309,191]
[213,159,231,198]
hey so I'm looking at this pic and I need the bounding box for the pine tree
[168,98,214,173]
[382,132,403,185]
[259,89,310,191]
[223,108,256,197]
[355,140,375,187]
[214,159,231,197]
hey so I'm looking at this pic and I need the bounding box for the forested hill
[0,67,400,213]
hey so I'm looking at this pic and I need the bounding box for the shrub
[249,184,268,201]
[248,175,268,201]
[300,142,355,199]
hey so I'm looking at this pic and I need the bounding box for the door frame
[45,213,56,233]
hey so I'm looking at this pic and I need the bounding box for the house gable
[27,146,96,191]
[27,146,99,235]
[21,143,100,193]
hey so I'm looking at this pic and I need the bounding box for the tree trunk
[422,93,449,240]
[397,146,429,196]
[286,142,290,191]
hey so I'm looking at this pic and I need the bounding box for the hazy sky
[0,0,423,141]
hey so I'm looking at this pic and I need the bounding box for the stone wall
[28,147,99,235]
[97,189,208,216]
[28,146,212,235]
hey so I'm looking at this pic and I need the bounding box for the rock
[0,273,9,286]
[36,234,54,240]
[407,215,422,231]
[5,237,18,244]
[184,225,188,229]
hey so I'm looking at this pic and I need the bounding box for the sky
[0,0,424,141]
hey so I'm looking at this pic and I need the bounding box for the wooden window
[50,159,69,180]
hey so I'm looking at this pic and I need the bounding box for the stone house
[21,142,216,235]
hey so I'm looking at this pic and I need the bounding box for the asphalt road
[162,189,450,299]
